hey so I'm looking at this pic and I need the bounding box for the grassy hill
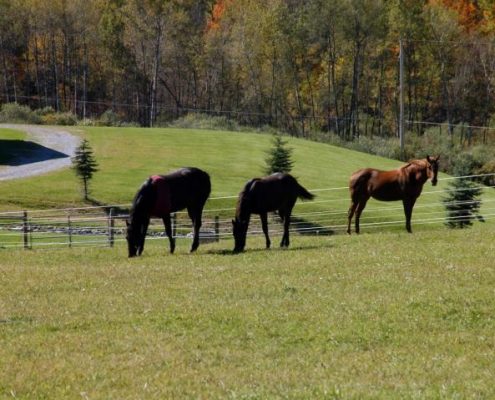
[2,125,492,237]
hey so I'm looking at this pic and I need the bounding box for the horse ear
[436,155,440,161]
[426,155,431,163]
[125,220,129,227]
[231,219,235,226]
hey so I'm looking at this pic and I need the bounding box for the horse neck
[236,192,252,222]
[404,161,429,184]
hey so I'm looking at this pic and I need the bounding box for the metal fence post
[215,215,220,242]
[23,211,29,249]
[108,208,115,247]
[68,213,72,248]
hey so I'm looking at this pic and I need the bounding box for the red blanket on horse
[150,175,171,217]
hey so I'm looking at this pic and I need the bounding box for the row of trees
[2,0,495,138]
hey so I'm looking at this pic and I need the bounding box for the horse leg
[188,206,202,252]
[138,218,149,256]
[347,201,358,234]
[354,199,368,234]
[260,212,271,249]
[280,211,291,248]
[162,214,175,253]
[403,197,417,233]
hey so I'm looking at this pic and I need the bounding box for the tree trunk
[150,18,164,127]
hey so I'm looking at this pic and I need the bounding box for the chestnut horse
[347,156,440,234]
[126,167,211,257]
[232,173,315,252]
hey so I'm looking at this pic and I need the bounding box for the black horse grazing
[347,156,440,234]
[232,173,315,252]
[126,167,211,257]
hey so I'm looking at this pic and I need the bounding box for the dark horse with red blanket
[347,156,440,234]
[126,167,211,257]
[232,173,315,252]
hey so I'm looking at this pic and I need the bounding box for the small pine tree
[443,154,483,228]
[72,139,99,200]
[264,134,294,175]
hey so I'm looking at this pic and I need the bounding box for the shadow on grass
[207,242,335,256]
[0,140,68,166]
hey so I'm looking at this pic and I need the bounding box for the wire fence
[1,174,494,251]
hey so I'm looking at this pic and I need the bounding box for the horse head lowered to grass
[126,167,211,257]
[232,173,315,252]
[347,155,440,234]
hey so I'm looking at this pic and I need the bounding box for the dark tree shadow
[0,140,68,166]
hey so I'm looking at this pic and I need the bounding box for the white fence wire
[1,173,494,250]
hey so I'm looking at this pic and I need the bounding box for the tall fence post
[215,215,220,242]
[23,211,29,250]
[108,208,115,247]
[68,213,72,248]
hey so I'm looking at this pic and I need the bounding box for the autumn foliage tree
[2,0,495,139]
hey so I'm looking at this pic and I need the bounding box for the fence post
[23,211,29,250]
[68,213,72,248]
[172,213,177,238]
[215,215,220,242]
[108,208,115,247]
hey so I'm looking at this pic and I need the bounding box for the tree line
[2,0,495,139]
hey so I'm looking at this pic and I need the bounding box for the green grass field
[1,125,494,398]
[1,125,493,236]
[1,226,494,399]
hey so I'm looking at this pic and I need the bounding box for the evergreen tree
[72,139,99,201]
[443,154,483,228]
[264,134,294,175]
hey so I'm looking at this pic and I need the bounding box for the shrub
[443,153,484,228]
[41,111,78,126]
[34,106,55,116]
[0,102,41,124]
[168,113,240,131]
[97,109,122,127]
[264,134,294,175]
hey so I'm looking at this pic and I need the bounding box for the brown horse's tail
[296,182,315,201]
[349,169,372,201]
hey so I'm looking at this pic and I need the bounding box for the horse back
[140,168,209,217]
[350,168,405,201]
[162,167,211,212]
[247,173,301,213]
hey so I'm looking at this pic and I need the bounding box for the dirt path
[0,124,80,181]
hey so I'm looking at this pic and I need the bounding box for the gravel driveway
[0,124,80,181]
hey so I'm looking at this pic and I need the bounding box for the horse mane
[236,178,259,217]
[130,177,155,220]
[401,159,428,172]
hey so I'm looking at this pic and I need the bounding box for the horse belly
[370,182,403,201]
[151,178,172,217]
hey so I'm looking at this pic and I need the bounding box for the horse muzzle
[431,178,438,186]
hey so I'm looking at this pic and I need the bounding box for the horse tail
[349,169,371,200]
[202,171,212,202]
[296,182,315,201]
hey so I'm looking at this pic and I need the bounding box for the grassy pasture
[2,125,494,236]
[1,224,495,399]
[1,125,495,398]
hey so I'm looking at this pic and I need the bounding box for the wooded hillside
[2,0,495,137]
